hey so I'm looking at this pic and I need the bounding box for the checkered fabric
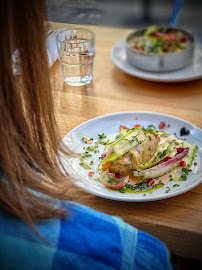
[0,201,172,270]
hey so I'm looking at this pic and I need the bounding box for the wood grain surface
[49,22,202,261]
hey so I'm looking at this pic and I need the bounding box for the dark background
[47,0,202,32]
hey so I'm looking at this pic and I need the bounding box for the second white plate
[110,39,202,83]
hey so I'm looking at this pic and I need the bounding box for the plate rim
[61,111,202,202]
[110,39,202,83]
[66,111,202,133]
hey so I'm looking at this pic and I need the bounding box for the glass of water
[56,28,95,86]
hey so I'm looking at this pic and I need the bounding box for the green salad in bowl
[125,25,194,72]
[130,25,190,54]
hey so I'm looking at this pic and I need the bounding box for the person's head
[0,0,72,227]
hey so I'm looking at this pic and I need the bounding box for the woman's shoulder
[0,201,172,270]
[0,201,129,269]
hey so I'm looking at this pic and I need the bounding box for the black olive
[180,127,190,136]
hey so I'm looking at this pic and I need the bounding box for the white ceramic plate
[59,112,202,201]
[110,39,202,83]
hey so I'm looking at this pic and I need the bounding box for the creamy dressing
[154,169,176,185]
[129,169,176,186]
[129,175,144,185]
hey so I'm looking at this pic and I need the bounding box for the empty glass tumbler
[56,28,95,86]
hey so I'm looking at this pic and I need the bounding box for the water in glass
[59,37,94,86]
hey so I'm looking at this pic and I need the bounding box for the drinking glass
[56,28,95,86]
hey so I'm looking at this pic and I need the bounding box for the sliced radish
[100,170,129,189]
[133,148,189,179]
[153,32,177,41]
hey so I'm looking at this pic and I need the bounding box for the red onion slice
[133,147,189,179]
[100,170,129,189]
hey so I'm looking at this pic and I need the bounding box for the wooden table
[49,22,202,261]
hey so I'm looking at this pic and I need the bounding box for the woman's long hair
[0,0,72,226]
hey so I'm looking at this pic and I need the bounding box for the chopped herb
[167,124,171,128]
[90,138,93,141]
[181,174,187,181]
[97,140,107,145]
[170,178,173,181]
[83,154,92,158]
[82,137,87,143]
[173,184,180,187]
[119,186,127,193]
[125,183,134,189]
[166,187,170,193]
[157,147,169,159]
[90,160,93,165]
[147,124,156,129]
[142,151,145,155]
[159,180,164,185]
[174,142,180,145]
[139,182,148,190]
[86,145,98,152]
[81,151,92,159]
[194,162,197,166]
[143,194,146,196]
[160,134,168,138]
[148,135,152,141]
[182,167,192,175]
[79,161,92,170]
[98,133,106,140]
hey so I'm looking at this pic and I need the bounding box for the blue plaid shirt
[0,201,172,270]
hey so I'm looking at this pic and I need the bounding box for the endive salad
[80,124,198,194]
